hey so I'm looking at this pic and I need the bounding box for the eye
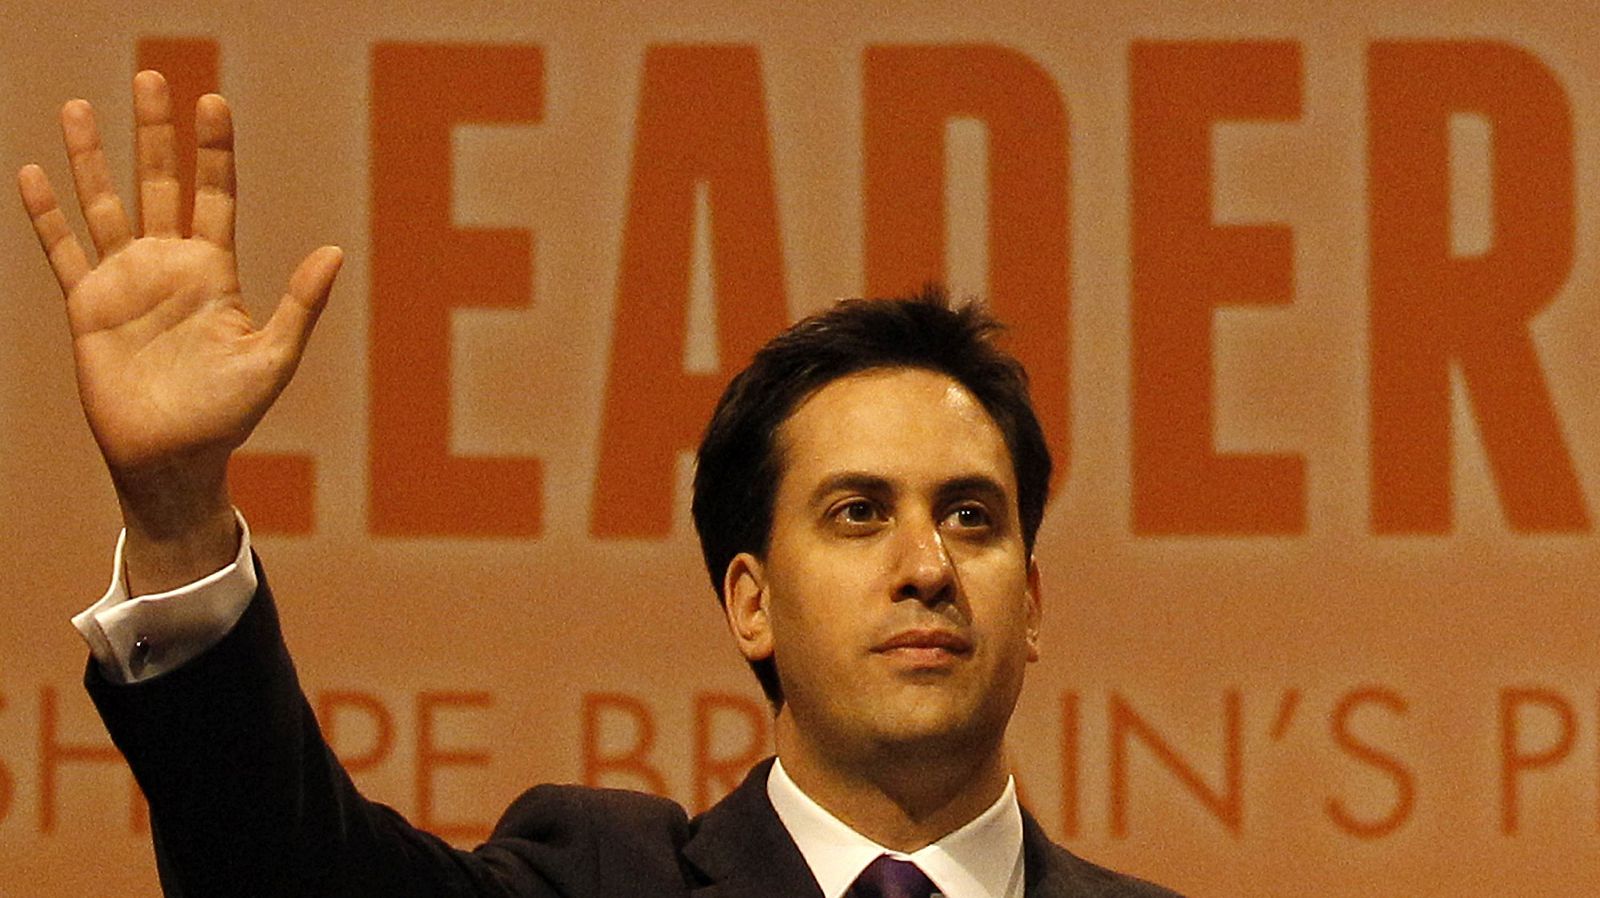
[829,498,884,531]
[838,499,878,523]
[942,503,992,531]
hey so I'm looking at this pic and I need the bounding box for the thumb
[262,245,343,364]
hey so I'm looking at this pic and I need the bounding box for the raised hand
[18,70,341,590]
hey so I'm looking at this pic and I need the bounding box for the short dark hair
[691,286,1052,706]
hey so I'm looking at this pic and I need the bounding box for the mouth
[873,628,974,662]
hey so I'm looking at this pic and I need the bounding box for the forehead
[773,367,1016,497]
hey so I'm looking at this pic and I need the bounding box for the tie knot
[848,855,940,898]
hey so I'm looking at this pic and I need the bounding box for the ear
[723,552,775,663]
[1024,556,1043,663]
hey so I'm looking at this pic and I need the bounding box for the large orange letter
[1369,41,1585,533]
[1326,687,1415,839]
[370,44,544,536]
[864,45,1070,493]
[415,691,492,841]
[1060,691,1081,838]
[1130,41,1304,535]
[582,693,668,795]
[0,691,12,826]
[1499,687,1575,834]
[38,686,138,833]
[1110,690,1243,836]
[317,690,395,775]
[137,38,316,534]
[693,692,769,812]
[592,46,788,538]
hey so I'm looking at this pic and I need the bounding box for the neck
[773,710,1011,852]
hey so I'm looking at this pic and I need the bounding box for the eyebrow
[934,475,1011,509]
[806,472,1011,509]
[808,472,893,509]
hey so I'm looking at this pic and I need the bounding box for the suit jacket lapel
[1021,808,1071,898]
[684,762,1101,898]
[683,758,824,898]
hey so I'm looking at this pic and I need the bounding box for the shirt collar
[766,757,1025,898]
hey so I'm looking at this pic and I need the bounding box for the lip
[873,629,974,655]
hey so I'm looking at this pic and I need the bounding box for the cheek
[966,565,1034,635]
[766,562,879,673]
[766,565,840,649]
[770,540,889,612]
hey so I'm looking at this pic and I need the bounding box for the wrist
[111,454,238,595]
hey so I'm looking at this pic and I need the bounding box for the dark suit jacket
[87,564,1183,898]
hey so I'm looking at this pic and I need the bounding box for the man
[20,71,1183,897]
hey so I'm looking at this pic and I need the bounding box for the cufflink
[130,636,152,678]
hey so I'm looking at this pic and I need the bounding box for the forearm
[88,568,321,894]
[86,568,510,896]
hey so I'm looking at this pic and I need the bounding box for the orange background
[4,2,1600,895]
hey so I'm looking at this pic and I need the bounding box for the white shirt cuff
[71,510,258,684]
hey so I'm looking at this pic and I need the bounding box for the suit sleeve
[84,557,634,898]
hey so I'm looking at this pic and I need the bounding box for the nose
[893,516,956,605]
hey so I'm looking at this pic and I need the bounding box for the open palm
[18,71,341,479]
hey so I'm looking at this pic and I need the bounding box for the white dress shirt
[767,758,1025,898]
[74,517,1026,897]
[72,511,257,683]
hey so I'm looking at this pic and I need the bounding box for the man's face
[723,366,1041,768]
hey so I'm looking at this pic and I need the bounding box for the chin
[868,700,997,757]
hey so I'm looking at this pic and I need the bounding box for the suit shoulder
[493,782,691,847]
[479,784,695,894]
[1037,841,1186,898]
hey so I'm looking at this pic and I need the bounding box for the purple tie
[847,855,939,898]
